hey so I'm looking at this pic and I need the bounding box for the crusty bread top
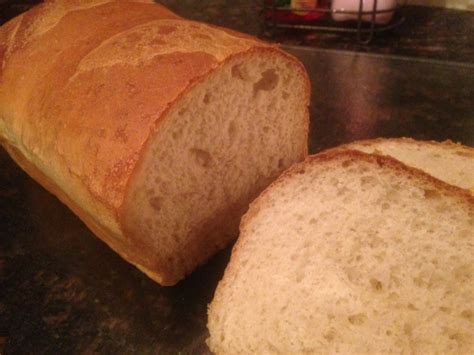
[0,0,264,209]
[0,0,306,232]
[331,137,474,192]
[208,150,474,354]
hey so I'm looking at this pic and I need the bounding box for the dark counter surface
[1,1,474,354]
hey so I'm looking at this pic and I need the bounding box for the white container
[332,0,397,25]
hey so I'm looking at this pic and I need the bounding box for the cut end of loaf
[122,48,309,285]
[208,151,474,354]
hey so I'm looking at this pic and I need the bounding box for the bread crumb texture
[124,52,308,283]
[208,151,474,354]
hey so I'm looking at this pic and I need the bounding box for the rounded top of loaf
[0,0,304,217]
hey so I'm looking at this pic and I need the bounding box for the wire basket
[263,0,405,44]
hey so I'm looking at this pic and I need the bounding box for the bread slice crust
[328,138,474,192]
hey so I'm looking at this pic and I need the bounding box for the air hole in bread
[360,175,376,186]
[348,313,367,325]
[149,196,162,212]
[267,97,277,111]
[407,303,418,311]
[461,309,473,322]
[158,25,176,35]
[194,33,212,40]
[239,259,248,268]
[343,194,354,203]
[453,264,471,282]
[440,306,451,313]
[282,91,289,100]
[341,160,352,168]
[278,158,285,169]
[295,272,304,283]
[323,330,336,342]
[190,148,212,168]
[370,278,383,292]
[448,332,464,343]
[172,129,183,140]
[203,93,211,104]
[150,38,166,46]
[228,120,237,142]
[413,275,426,287]
[263,126,271,133]
[337,187,349,196]
[231,64,249,81]
[309,218,317,225]
[144,217,152,228]
[458,229,472,240]
[374,252,385,262]
[253,69,279,93]
[387,292,399,301]
[424,189,441,199]
[404,323,413,336]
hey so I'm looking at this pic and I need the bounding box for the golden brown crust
[254,149,474,215]
[0,1,309,285]
[325,138,474,193]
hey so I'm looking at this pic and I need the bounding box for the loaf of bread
[208,150,474,354]
[332,138,474,192]
[0,0,310,285]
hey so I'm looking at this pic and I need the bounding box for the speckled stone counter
[0,1,473,354]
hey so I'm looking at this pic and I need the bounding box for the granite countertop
[1,1,473,354]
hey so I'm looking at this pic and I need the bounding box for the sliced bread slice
[207,150,474,354]
[332,138,474,192]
